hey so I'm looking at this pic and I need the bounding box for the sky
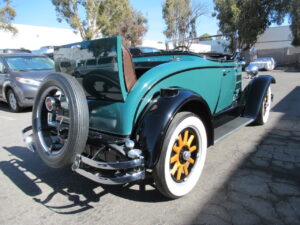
[9,0,290,42]
[10,0,219,41]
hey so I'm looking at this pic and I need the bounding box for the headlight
[16,77,41,86]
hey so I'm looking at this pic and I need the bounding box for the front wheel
[254,87,272,125]
[154,112,207,199]
[7,89,22,112]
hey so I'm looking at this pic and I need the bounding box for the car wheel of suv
[153,112,207,199]
[254,87,272,125]
[7,89,22,112]
[32,73,89,168]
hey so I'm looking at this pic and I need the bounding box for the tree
[290,0,300,46]
[199,33,212,41]
[52,0,148,44]
[213,0,300,49]
[99,0,148,46]
[163,0,208,47]
[52,0,102,40]
[0,0,17,33]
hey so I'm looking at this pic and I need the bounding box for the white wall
[0,24,82,50]
[141,40,166,50]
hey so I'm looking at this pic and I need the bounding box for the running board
[214,117,254,144]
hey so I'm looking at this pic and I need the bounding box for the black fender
[134,89,213,169]
[242,75,276,118]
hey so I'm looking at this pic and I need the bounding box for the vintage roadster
[23,36,275,198]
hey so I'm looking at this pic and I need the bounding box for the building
[254,26,300,65]
[0,24,82,51]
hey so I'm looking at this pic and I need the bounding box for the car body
[0,53,55,111]
[250,57,276,71]
[23,36,275,198]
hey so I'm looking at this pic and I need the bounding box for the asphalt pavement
[0,70,299,225]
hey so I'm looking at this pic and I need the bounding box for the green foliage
[199,33,212,41]
[290,0,300,46]
[163,0,208,47]
[99,0,148,46]
[0,0,17,34]
[213,0,300,49]
[52,0,102,40]
[52,0,147,44]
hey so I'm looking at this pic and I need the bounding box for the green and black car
[23,36,275,198]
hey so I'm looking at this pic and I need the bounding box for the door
[215,65,236,113]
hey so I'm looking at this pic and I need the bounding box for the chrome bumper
[72,154,144,185]
[22,126,145,185]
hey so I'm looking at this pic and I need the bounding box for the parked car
[250,57,276,71]
[129,46,161,56]
[31,46,54,59]
[23,36,275,199]
[0,53,55,112]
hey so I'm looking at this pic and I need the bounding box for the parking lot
[0,70,299,225]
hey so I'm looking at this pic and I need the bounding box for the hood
[10,69,55,81]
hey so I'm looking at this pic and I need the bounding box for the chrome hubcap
[182,151,191,161]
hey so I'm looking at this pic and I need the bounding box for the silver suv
[0,53,55,112]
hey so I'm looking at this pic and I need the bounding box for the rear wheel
[7,89,22,112]
[154,112,207,199]
[32,73,89,168]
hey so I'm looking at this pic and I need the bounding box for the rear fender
[242,75,276,118]
[133,89,213,169]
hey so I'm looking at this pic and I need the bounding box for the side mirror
[245,65,258,78]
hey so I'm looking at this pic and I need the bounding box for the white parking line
[0,115,16,121]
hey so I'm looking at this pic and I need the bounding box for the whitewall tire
[154,112,207,199]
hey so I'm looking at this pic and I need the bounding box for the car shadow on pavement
[188,87,300,225]
[0,146,167,214]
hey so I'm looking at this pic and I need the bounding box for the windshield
[141,47,160,53]
[165,34,235,58]
[5,56,54,71]
[54,37,124,101]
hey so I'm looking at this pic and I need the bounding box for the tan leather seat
[122,46,137,91]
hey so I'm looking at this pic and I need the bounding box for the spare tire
[32,73,89,168]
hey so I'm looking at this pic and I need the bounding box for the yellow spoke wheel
[153,112,207,199]
[169,128,199,182]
